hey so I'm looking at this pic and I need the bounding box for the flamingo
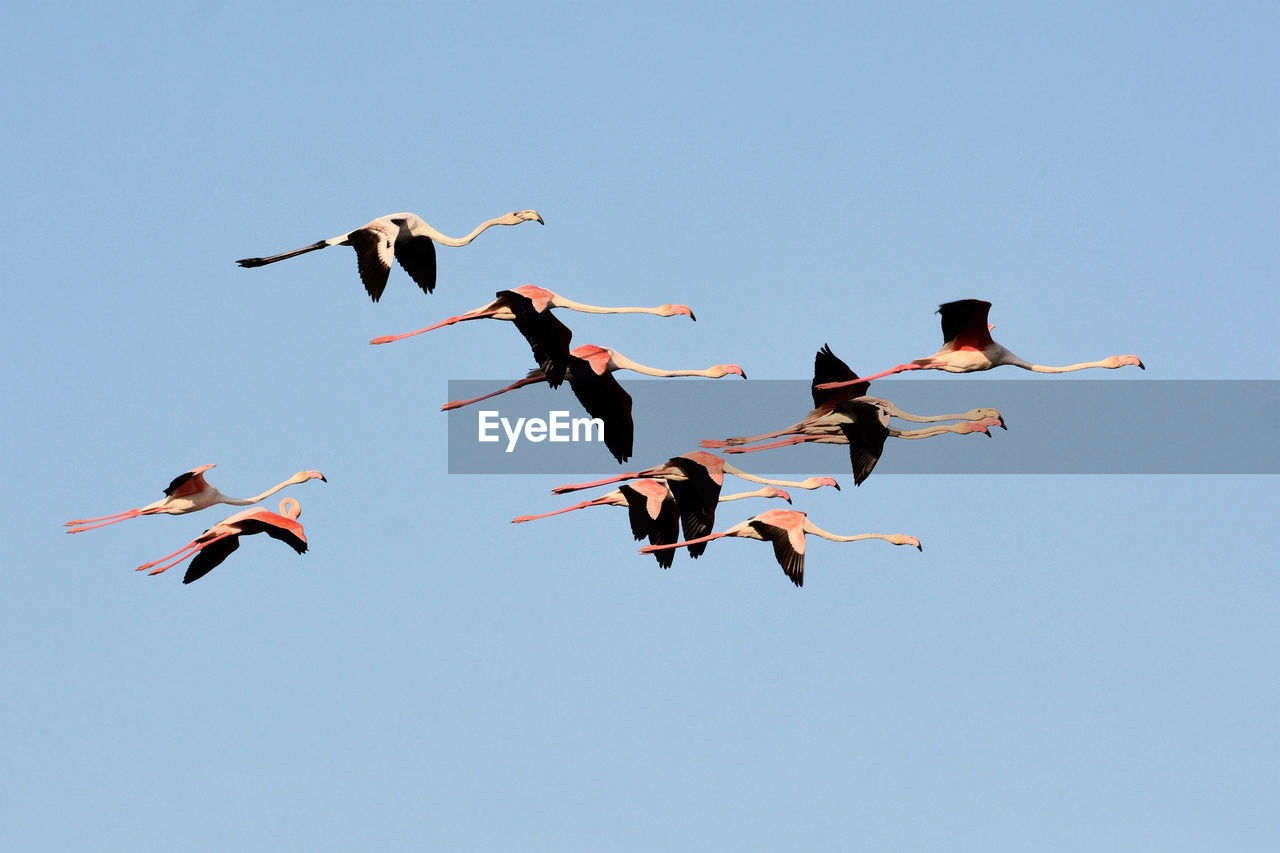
[442,346,747,463]
[639,508,922,587]
[512,480,790,568]
[64,465,326,534]
[549,450,840,556]
[816,300,1144,391]
[370,284,695,345]
[720,399,1005,485]
[703,344,1005,451]
[135,498,308,584]
[235,209,544,302]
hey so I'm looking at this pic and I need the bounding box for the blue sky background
[3,2,1276,850]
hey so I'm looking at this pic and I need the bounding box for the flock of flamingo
[65,207,1145,586]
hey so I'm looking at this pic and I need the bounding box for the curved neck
[240,475,307,505]
[417,216,509,247]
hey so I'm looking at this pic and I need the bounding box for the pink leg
[370,310,497,345]
[723,436,818,454]
[441,376,547,411]
[551,472,643,495]
[814,362,929,391]
[136,541,201,574]
[65,509,145,534]
[640,532,727,555]
[512,498,612,523]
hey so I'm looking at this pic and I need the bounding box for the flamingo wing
[812,344,868,408]
[164,468,209,498]
[567,362,634,464]
[749,519,806,587]
[937,299,993,348]
[833,400,890,486]
[393,234,438,295]
[344,222,397,302]
[502,290,574,389]
[183,535,241,584]
[664,457,724,559]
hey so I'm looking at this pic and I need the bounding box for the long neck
[417,216,510,247]
[801,519,893,544]
[720,463,815,488]
[718,487,777,502]
[1027,359,1114,373]
[607,351,722,378]
[238,475,307,505]
[551,296,669,317]
[889,422,973,440]
[887,405,987,423]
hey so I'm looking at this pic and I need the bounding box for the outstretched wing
[664,456,724,559]
[833,399,890,486]
[183,536,240,584]
[567,361,634,463]
[937,299,993,348]
[501,290,574,389]
[749,520,806,587]
[345,223,397,302]
[394,234,438,295]
[812,344,868,408]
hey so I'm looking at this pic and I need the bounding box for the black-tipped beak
[999,417,1008,430]
[689,311,697,322]
[916,543,923,552]
[535,214,545,224]
[783,494,792,504]
[320,475,328,482]
[833,481,842,491]
[983,430,991,438]
[739,370,748,380]
[1138,360,1146,370]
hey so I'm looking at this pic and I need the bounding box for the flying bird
[512,480,791,568]
[64,465,326,534]
[703,344,1005,451]
[134,497,309,584]
[370,284,695,346]
[235,209,544,302]
[721,398,1005,485]
[817,300,1144,391]
[441,346,747,463]
[639,508,922,587]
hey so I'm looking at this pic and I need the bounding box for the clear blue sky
[3,2,1276,850]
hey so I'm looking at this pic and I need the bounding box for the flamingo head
[763,487,792,504]
[661,304,696,321]
[302,470,327,483]
[1109,354,1145,370]
[889,534,922,551]
[506,209,544,225]
[804,476,841,491]
[974,409,1006,429]
[712,364,747,379]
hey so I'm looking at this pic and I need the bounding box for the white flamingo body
[236,209,543,302]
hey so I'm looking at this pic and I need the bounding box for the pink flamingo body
[816,300,1145,391]
[64,465,326,534]
[135,498,308,584]
[639,508,922,587]
[236,209,543,302]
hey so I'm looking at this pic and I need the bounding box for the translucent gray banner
[445,380,1279,475]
